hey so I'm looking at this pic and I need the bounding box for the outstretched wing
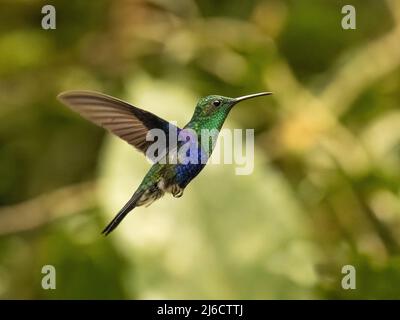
[58,90,180,159]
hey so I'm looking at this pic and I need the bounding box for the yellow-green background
[1,0,400,299]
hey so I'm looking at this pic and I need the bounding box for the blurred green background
[1,0,400,299]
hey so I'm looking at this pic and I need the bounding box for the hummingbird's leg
[171,184,184,198]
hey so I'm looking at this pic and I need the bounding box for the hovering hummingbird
[58,90,272,235]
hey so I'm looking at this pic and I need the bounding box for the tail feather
[102,190,144,236]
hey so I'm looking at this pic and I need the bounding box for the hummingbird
[58,90,272,235]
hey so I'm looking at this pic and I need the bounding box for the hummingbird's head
[193,92,273,120]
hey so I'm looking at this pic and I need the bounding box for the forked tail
[102,190,145,236]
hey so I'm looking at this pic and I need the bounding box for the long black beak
[234,92,272,104]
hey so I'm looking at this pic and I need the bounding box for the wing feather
[58,90,180,159]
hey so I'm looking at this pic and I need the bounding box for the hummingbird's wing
[58,90,180,160]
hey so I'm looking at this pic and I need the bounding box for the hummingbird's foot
[171,184,184,198]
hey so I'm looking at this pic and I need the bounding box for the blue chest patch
[175,162,206,187]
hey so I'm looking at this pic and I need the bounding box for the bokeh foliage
[1,0,400,299]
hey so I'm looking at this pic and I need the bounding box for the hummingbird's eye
[212,100,221,107]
